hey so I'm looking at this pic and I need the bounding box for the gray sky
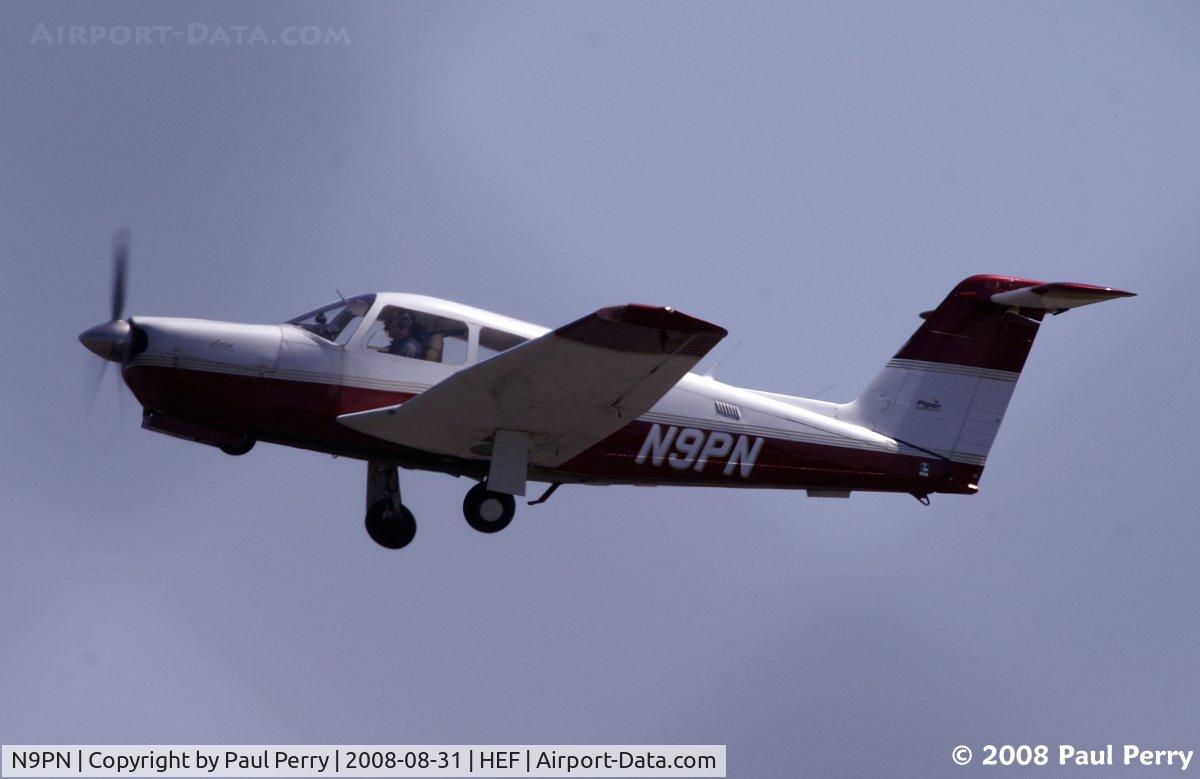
[2,1,1198,775]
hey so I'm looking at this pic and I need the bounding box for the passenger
[424,330,444,362]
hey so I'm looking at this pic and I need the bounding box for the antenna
[811,383,837,399]
[702,341,742,379]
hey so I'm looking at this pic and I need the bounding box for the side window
[478,327,528,362]
[364,306,468,365]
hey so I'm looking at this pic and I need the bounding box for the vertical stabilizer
[841,275,1133,480]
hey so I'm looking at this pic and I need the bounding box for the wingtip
[596,304,728,337]
[557,304,727,354]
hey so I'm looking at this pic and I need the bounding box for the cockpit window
[363,305,468,365]
[286,294,374,345]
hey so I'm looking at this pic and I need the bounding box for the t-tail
[840,275,1134,493]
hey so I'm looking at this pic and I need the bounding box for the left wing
[337,304,727,470]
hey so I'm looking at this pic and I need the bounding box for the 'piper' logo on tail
[635,423,764,477]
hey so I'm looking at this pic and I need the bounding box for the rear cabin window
[363,306,468,365]
[478,327,528,362]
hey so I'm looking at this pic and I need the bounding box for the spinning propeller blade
[81,227,136,413]
[111,225,129,321]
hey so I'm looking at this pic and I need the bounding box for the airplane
[79,229,1135,549]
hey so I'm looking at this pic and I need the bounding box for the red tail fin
[895,275,1134,373]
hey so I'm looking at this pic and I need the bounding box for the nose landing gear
[364,460,416,549]
[463,481,516,533]
[365,500,417,549]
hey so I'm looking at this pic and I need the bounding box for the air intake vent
[714,400,741,420]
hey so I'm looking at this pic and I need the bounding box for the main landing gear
[364,460,416,549]
[361,467,526,549]
[462,481,517,534]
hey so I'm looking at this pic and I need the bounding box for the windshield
[286,294,375,344]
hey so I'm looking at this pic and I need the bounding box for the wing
[337,304,727,468]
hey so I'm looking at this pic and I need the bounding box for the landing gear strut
[463,481,516,534]
[364,461,416,549]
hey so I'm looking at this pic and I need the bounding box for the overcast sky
[2,1,1199,776]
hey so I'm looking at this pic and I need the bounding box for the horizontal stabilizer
[990,281,1135,311]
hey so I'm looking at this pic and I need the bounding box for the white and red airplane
[80,230,1134,549]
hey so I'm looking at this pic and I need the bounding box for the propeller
[81,227,136,412]
[80,227,135,363]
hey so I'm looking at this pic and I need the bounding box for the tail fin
[842,275,1134,485]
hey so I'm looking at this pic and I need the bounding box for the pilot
[382,309,443,362]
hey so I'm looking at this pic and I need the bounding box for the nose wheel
[365,500,417,549]
[365,460,416,549]
[463,481,516,533]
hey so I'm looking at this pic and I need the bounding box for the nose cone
[79,319,132,362]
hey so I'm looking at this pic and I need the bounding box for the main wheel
[463,482,516,533]
[364,500,417,549]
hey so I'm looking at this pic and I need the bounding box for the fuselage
[120,292,975,497]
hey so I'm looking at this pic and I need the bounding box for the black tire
[463,482,516,534]
[220,436,256,456]
[364,500,417,549]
